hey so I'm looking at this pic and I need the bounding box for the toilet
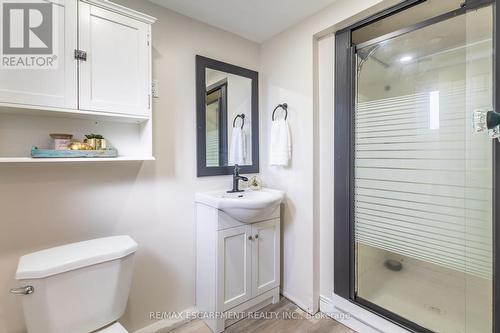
[11,236,138,333]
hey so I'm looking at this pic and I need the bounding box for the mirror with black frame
[196,55,259,177]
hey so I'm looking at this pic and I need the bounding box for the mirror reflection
[205,68,252,167]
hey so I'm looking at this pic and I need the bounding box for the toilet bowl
[11,236,138,333]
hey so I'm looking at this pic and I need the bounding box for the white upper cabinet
[0,1,155,162]
[0,0,78,110]
[78,1,152,116]
[0,0,155,118]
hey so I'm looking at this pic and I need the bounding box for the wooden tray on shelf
[31,147,118,158]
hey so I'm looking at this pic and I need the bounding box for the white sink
[195,188,284,223]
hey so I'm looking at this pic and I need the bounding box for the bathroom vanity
[195,189,284,333]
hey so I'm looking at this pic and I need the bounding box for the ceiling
[149,0,338,43]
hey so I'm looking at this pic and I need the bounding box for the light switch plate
[152,79,159,98]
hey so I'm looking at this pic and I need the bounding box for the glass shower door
[354,4,493,333]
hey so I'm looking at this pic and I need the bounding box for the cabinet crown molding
[80,0,157,24]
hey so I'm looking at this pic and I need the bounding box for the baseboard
[319,294,410,333]
[279,289,315,315]
[133,307,198,333]
[319,295,335,315]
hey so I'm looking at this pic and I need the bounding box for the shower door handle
[472,109,500,140]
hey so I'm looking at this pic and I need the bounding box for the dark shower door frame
[333,0,499,332]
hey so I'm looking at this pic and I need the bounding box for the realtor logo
[1,1,57,69]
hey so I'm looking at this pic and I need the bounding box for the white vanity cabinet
[218,220,280,311]
[196,203,281,333]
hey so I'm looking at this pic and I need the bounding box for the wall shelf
[0,112,153,163]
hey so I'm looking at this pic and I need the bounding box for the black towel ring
[272,103,288,121]
[233,114,245,129]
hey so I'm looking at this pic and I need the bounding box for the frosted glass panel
[354,5,492,333]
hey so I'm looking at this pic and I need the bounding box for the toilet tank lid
[15,236,138,280]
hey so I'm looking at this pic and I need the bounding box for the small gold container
[84,138,97,149]
[68,142,93,150]
[95,139,107,150]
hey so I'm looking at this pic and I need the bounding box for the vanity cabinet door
[251,219,280,297]
[217,225,252,311]
[0,0,78,109]
[78,2,151,116]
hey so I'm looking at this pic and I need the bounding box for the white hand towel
[229,127,246,165]
[269,119,291,166]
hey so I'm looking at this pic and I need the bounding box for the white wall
[0,1,260,332]
[259,0,400,313]
[318,35,335,300]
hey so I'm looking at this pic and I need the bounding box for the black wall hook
[233,114,245,129]
[272,103,288,121]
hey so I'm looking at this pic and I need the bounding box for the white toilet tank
[13,236,138,333]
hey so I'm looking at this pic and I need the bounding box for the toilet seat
[95,322,128,333]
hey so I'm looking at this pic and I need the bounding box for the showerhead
[357,44,380,61]
[356,44,389,73]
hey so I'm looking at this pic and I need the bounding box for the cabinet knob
[248,236,253,240]
[255,234,259,239]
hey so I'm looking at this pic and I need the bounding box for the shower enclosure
[334,1,497,332]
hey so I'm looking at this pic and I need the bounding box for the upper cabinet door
[78,2,151,116]
[0,0,77,109]
[251,219,280,297]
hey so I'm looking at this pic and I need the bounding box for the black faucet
[227,165,248,193]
